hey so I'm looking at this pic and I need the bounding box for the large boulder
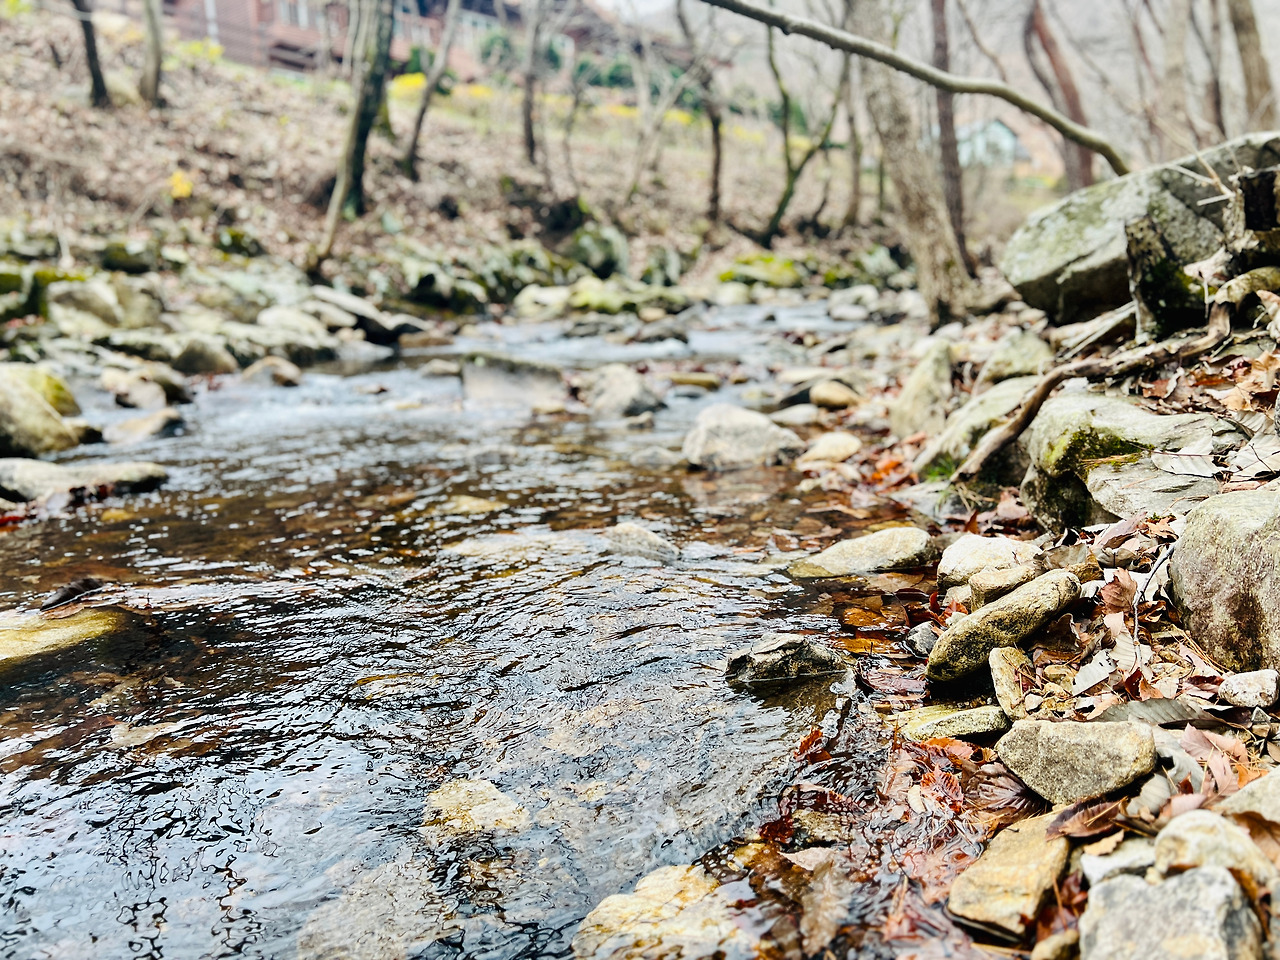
[0,374,78,458]
[1170,491,1280,671]
[682,404,804,470]
[1001,133,1280,324]
[1019,392,1242,527]
[0,363,79,416]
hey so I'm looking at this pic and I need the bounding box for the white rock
[1220,669,1280,708]
[937,533,1041,590]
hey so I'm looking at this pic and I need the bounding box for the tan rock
[810,380,859,409]
[1154,810,1279,892]
[989,647,1034,719]
[996,720,1156,804]
[948,813,1070,938]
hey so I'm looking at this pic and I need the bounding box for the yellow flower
[168,169,194,200]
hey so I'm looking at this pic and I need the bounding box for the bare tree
[1023,0,1093,189]
[139,0,163,106]
[676,0,728,224]
[757,24,847,246]
[1225,0,1276,129]
[69,0,110,108]
[930,0,967,268]
[400,0,463,179]
[841,81,862,230]
[623,16,704,202]
[1158,0,1193,151]
[316,0,396,263]
[1191,0,1226,138]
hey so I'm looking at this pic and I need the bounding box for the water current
[0,303,920,959]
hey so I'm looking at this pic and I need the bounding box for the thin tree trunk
[316,0,395,263]
[1026,0,1093,189]
[1159,0,1192,155]
[70,0,111,108]
[931,0,967,269]
[1194,0,1226,138]
[400,0,462,179]
[860,0,971,323]
[139,0,163,105]
[520,0,543,166]
[707,99,723,224]
[842,89,861,230]
[1225,0,1276,129]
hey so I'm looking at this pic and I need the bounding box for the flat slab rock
[892,703,1009,741]
[0,458,168,502]
[788,526,936,578]
[726,633,847,687]
[996,719,1156,804]
[1079,866,1262,960]
[947,813,1069,938]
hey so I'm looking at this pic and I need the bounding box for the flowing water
[0,304,923,960]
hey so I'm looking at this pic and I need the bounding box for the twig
[696,0,1131,175]
[951,302,1234,482]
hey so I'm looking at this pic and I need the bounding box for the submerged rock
[789,526,936,578]
[726,633,847,688]
[587,364,663,419]
[1079,866,1262,960]
[572,864,759,960]
[948,813,1069,938]
[423,779,530,835]
[996,719,1156,804]
[1170,491,1280,671]
[926,570,1079,682]
[0,608,130,668]
[0,458,167,502]
[604,522,678,563]
[681,404,804,470]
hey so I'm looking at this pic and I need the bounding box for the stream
[0,302,922,960]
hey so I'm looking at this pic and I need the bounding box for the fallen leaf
[1046,798,1125,839]
[1100,570,1138,615]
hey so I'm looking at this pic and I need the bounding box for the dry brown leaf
[1100,570,1138,615]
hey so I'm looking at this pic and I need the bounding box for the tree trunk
[930,0,967,270]
[859,0,971,323]
[139,0,163,105]
[1159,0,1192,155]
[400,0,462,180]
[707,98,723,224]
[1225,0,1277,129]
[316,0,395,262]
[1026,0,1093,189]
[842,90,861,230]
[70,0,111,108]
[520,0,544,166]
[1197,0,1226,138]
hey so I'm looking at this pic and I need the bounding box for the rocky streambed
[9,142,1280,958]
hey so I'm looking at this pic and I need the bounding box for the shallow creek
[0,304,934,959]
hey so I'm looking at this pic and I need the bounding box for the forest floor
[0,8,1056,289]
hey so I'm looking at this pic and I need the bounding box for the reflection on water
[0,308,904,960]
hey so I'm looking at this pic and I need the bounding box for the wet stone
[947,813,1069,938]
[0,374,78,458]
[423,779,530,836]
[681,403,805,470]
[1220,669,1280,709]
[892,703,1009,741]
[906,622,938,657]
[1079,866,1262,960]
[927,570,1080,682]
[996,719,1156,804]
[0,458,168,502]
[604,522,678,564]
[789,526,936,578]
[0,608,130,668]
[243,355,303,387]
[725,633,847,688]
[587,364,664,419]
[104,407,184,445]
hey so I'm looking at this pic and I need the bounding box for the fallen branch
[951,301,1234,482]
[696,0,1130,176]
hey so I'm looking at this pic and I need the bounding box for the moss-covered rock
[720,254,803,288]
[0,363,79,416]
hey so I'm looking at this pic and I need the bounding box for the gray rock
[947,813,1069,938]
[298,298,359,330]
[101,328,183,364]
[422,358,462,377]
[604,522,678,563]
[1220,670,1280,708]
[893,703,1010,740]
[1079,867,1261,960]
[1001,133,1280,323]
[45,278,122,324]
[996,719,1156,804]
[0,458,167,502]
[914,376,1038,478]
[1080,836,1155,887]
[1170,492,1280,671]
[926,570,1079,682]
[906,622,939,657]
[1153,810,1278,891]
[889,339,952,439]
[770,403,822,427]
[104,408,184,445]
[971,563,1044,609]
[1219,768,1280,822]
[1020,393,1242,528]
[172,335,240,375]
[242,356,302,387]
[587,364,664,419]
[978,331,1054,383]
[789,526,936,577]
[937,533,1042,590]
[308,285,383,322]
[725,633,847,687]
[682,404,804,470]
[990,646,1034,719]
[0,375,78,458]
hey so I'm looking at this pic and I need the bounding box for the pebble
[937,533,1041,590]
[1220,669,1280,708]
[905,622,938,657]
[796,431,862,466]
[809,380,859,409]
[892,703,1009,741]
